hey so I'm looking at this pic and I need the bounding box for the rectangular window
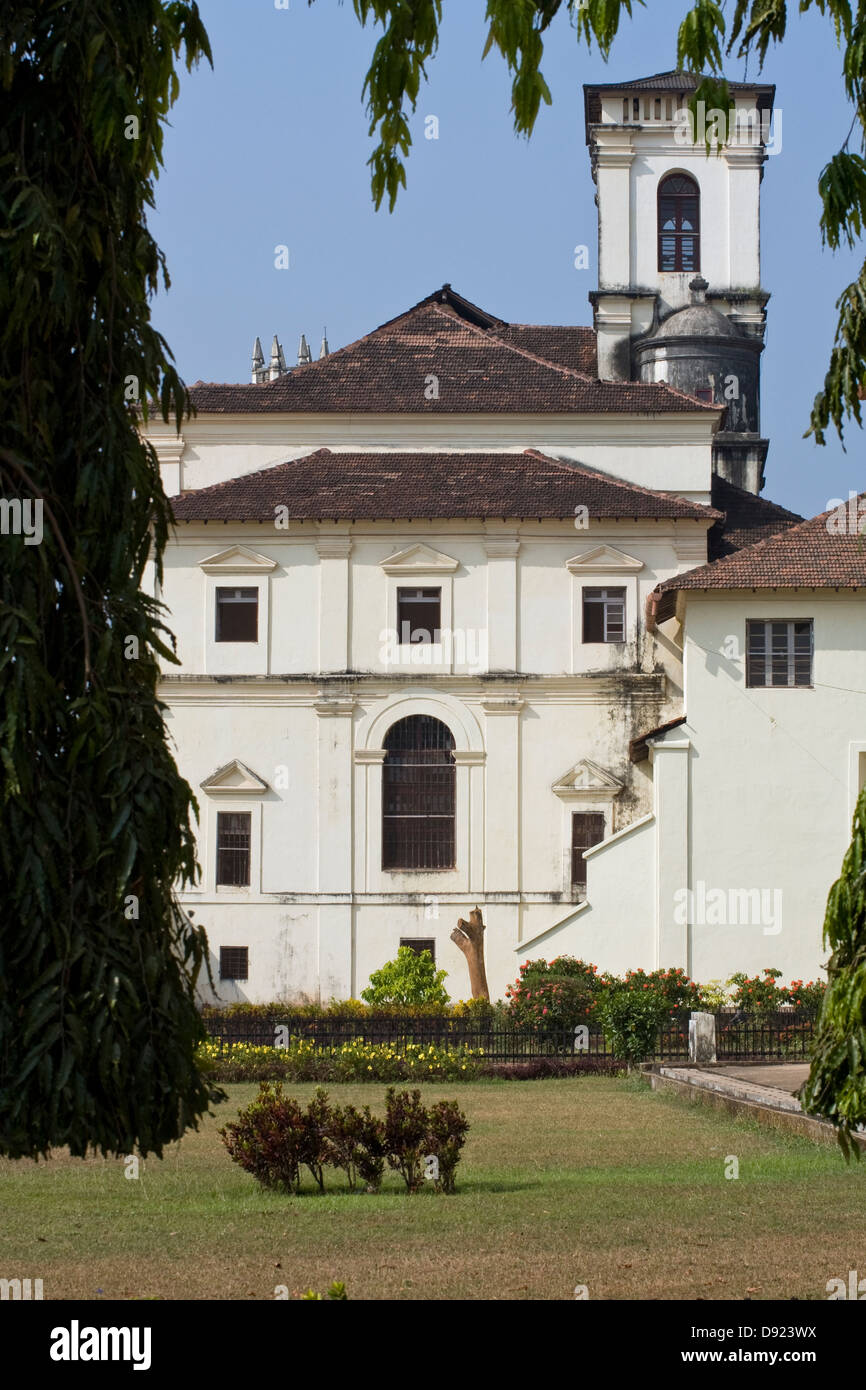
[399,938,436,963]
[220,946,249,981]
[571,813,606,894]
[583,587,626,643]
[215,587,258,643]
[397,587,441,644]
[216,811,251,886]
[746,620,813,688]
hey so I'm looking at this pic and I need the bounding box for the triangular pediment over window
[200,759,269,795]
[552,758,624,800]
[199,545,277,574]
[381,543,460,574]
[565,544,644,573]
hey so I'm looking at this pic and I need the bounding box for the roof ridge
[522,448,721,514]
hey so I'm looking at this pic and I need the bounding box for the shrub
[219,1083,318,1195]
[221,1086,470,1195]
[696,978,731,1010]
[384,1086,430,1193]
[426,1099,470,1194]
[299,1282,348,1300]
[727,968,784,1015]
[595,988,672,1064]
[505,957,609,1032]
[782,978,826,1011]
[326,1101,386,1192]
[361,947,450,1007]
[620,967,703,1013]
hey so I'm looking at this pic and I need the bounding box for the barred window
[215,587,258,643]
[216,811,251,886]
[583,587,626,643]
[400,938,436,963]
[397,588,441,644]
[746,620,813,688]
[658,173,700,272]
[383,715,455,870]
[220,946,248,981]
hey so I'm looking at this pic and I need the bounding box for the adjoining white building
[145,70,856,1004]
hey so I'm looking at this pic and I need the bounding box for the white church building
[144,70,866,1004]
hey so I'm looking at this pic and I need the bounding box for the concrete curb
[642,1063,865,1152]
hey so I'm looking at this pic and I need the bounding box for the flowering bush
[620,967,703,1013]
[781,978,826,1011]
[727,968,785,1014]
[199,1037,483,1083]
[505,957,610,1032]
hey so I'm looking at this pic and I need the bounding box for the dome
[648,302,742,341]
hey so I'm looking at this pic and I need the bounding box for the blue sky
[150,0,864,519]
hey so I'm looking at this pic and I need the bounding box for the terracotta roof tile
[659,498,866,591]
[170,448,721,523]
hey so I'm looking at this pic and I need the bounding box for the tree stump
[451,906,490,1001]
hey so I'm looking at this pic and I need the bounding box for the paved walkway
[715,1063,810,1096]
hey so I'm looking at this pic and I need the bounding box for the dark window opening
[400,938,436,963]
[216,587,258,643]
[583,587,626,643]
[658,173,700,272]
[694,386,714,404]
[383,715,455,870]
[746,620,813,688]
[220,946,249,981]
[572,812,606,894]
[217,810,251,886]
[397,587,441,644]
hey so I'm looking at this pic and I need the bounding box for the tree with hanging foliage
[0,1,224,1159]
[801,788,866,1159]
[328,0,866,443]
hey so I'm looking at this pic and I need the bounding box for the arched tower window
[382,715,455,870]
[658,173,700,272]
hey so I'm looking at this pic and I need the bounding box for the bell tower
[583,71,776,492]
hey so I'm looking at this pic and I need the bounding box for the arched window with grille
[658,173,700,272]
[382,715,456,870]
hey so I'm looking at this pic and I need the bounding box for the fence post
[689,1011,717,1065]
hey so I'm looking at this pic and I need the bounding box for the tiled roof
[170,448,721,523]
[708,476,803,560]
[586,68,773,94]
[658,500,866,591]
[495,324,597,376]
[187,288,714,417]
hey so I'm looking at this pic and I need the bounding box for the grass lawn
[1,1076,864,1301]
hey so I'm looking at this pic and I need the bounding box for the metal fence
[202,1009,817,1063]
[715,1009,816,1060]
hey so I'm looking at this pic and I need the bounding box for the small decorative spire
[319,327,329,360]
[269,334,284,381]
[251,336,264,384]
[297,333,312,366]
